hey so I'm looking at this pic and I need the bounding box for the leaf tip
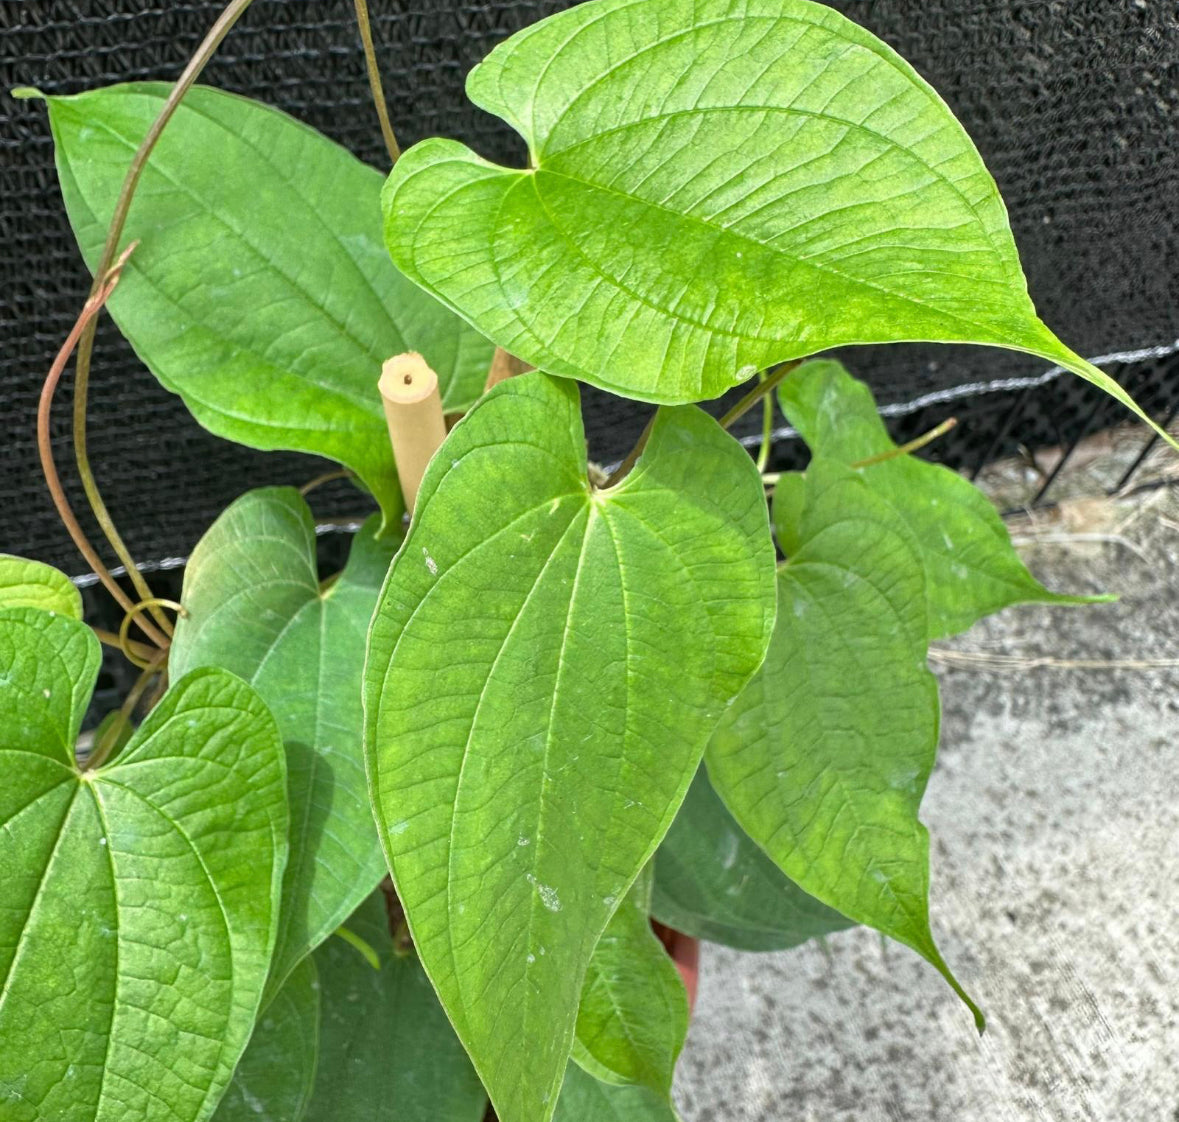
[10,86,44,101]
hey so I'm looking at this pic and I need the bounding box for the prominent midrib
[530,165,1018,348]
[63,100,400,379]
[442,504,589,1031]
[57,120,395,422]
[0,782,81,1019]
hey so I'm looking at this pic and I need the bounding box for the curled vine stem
[92,627,157,665]
[69,0,257,640]
[37,244,169,651]
[354,0,401,165]
[118,598,186,670]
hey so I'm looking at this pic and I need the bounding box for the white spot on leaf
[526,874,561,912]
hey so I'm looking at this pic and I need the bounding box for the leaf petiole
[719,362,800,431]
[851,417,958,469]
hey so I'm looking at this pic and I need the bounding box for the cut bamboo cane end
[378,352,447,514]
[379,352,438,405]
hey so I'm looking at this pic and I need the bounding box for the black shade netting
[2,0,1178,576]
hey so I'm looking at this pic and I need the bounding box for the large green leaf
[706,461,983,1027]
[364,372,775,1122]
[777,359,1107,638]
[652,767,853,952]
[0,608,287,1121]
[46,83,494,524]
[0,555,82,619]
[572,866,688,1094]
[553,1064,681,1122]
[212,956,320,1122]
[381,0,1170,437]
[171,489,394,995]
[305,892,487,1122]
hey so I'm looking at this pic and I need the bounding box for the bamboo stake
[379,353,447,513]
[485,346,532,392]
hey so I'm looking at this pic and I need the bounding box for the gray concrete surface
[674,483,1179,1122]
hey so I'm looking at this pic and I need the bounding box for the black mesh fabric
[2,0,1178,575]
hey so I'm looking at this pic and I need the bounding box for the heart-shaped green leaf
[171,489,394,995]
[212,956,320,1122]
[777,360,1109,638]
[0,555,82,619]
[364,373,775,1122]
[46,83,495,524]
[304,892,487,1122]
[652,767,853,952]
[554,1063,681,1122]
[573,866,688,1094]
[0,608,287,1121]
[706,461,982,1027]
[381,0,1172,438]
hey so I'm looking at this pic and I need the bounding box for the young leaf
[553,1063,681,1122]
[705,462,983,1027]
[0,554,82,619]
[0,608,287,1122]
[382,0,1169,438]
[778,359,1107,638]
[212,956,320,1122]
[304,892,487,1122]
[652,767,853,952]
[171,490,394,995]
[364,373,775,1122]
[46,83,494,525]
[572,867,688,1094]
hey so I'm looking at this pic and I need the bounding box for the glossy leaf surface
[382,0,1167,432]
[0,555,82,619]
[707,462,982,1026]
[553,1064,681,1122]
[48,83,494,523]
[365,373,775,1122]
[0,608,287,1121]
[573,867,688,1093]
[777,360,1106,638]
[652,768,853,952]
[172,489,394,994]
[305,892,487,1122]
[212,956,319,1122]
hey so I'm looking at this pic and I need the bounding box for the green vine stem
[851,416,958,469]
[299,467,355,496]
[719,360,800,430]
[37,244,169,650]
[68,0,257,640]
[118,598,186,669]
[354,0,401,165]
[755,373,774,473]
[602,413,657,488]
[83,646,168,772]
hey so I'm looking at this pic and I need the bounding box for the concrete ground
[674,452,1179,1122]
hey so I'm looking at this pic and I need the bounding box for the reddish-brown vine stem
[68,0,257,640]
[37,245,170,650]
